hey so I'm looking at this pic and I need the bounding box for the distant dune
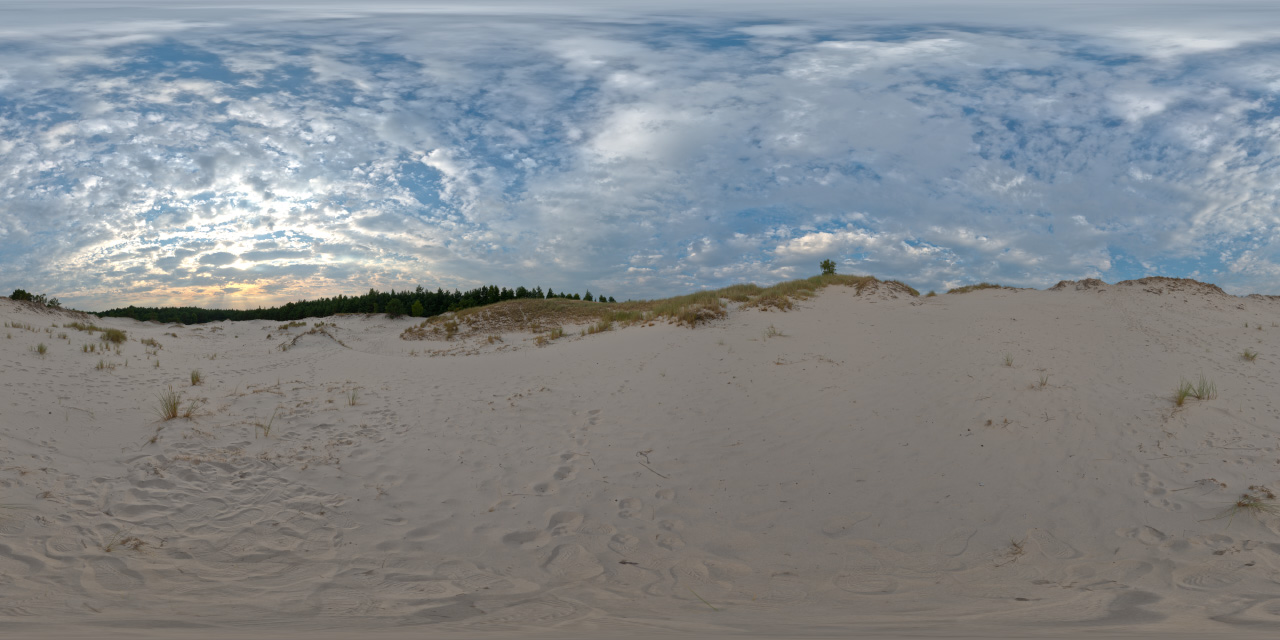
[3,277,1280,639]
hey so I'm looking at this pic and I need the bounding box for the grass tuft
[156,385,181,421]
[100,328,127,344]
[1174,374,1217,407]
[190,369,202,385]
[1202,486,1279,527]
[253,408,279,438]
[1002,353,1013,367]
[36,342,47,357]
[586,318,613,335]
[1242,349,1259,362]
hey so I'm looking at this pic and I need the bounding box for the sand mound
[1115,276,1229,297]
[1049,277,1108,291]
[4,284,1280,638]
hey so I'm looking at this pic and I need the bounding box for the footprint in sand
[937,528,976,557]
[467,597,584,628]
[0,544,43,577]
[1174,561,1243,590]
[435,560,539,595]
[607,533,666,566]
[548,511,584,536]
[88,556,144,592]
[502,528,551,550]
[544,543,604,581]
[835,572,898,594]
[618,498,644,519]
[1210,598,1280,624]
[1026,529,1081,559]
[1118,525,1168,545]
[656,533,685,550]
[0,516,27,535]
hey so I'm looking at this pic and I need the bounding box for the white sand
[3,277,1280,639]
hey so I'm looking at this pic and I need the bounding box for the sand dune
[3,278,1280,638]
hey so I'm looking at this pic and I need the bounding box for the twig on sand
[639,462,669,479]
[687,587,718,611]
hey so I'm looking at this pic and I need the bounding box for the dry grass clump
[35,342,47,357]
[1203,486,1279,526]
[253,408,279,438]
[100,328,127,344]
[1174,374,1217,407]
[1241,349,1259,362]
[585,318,613,335]
[190,369,202,386]
[64,321,104,333]
[102,530,145,553]
[140,338,161,349]
[947,283,1006,294]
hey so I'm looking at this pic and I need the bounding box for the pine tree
[583,291,594,302]
[385,298,405,318]
[410,300,424,317]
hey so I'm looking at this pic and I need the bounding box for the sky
[3,1,1280,310]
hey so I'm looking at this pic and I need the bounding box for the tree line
[83,285,618,325]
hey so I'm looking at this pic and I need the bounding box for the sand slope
[3,279,1280,638]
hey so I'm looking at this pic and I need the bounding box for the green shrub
[385,298,405,318]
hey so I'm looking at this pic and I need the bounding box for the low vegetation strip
[402,274,918,340]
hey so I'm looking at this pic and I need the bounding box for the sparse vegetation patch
[947,283,1007,294]
[1175,374,1217,407]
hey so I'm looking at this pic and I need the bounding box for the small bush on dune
[100,328,127,344]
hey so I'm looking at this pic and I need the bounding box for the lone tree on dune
[820,259,837,275]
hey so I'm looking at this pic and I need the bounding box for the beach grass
[1174,374,1217,407]
[156,385,181,421]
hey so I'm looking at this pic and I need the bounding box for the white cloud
[4,4,1280,309]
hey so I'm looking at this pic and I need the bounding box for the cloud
[3,4,1280,310]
